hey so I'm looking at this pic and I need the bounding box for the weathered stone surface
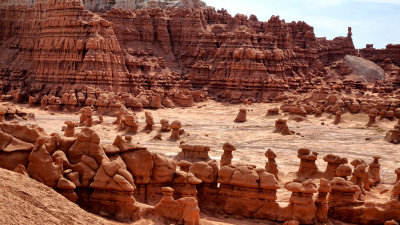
[0,1,358,105]
[343,55,385,82]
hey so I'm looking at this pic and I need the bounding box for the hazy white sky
[202,0,400,49]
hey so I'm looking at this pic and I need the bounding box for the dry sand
[4,100,398,224]
[17,100,399,184]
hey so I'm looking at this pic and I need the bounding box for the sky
[202,0,400,49]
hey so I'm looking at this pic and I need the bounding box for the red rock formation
[274,119,294,135]
[176,143,211,162]
[0,1,358,105]
[385,120,400,144]
[266,107,280,116]
[234,108,247,122]
[160,119,171,132]
[360,44,400,66]
[170,120,183,140]
[323,154,347,180]
[150,187,200,225]
[284,180,318,224]
[220,142,236,167]
[296,148,319,180]
[2,120,400,224]
[265,149,279,179]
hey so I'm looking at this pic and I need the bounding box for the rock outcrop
[1,120,400,224]
[343,55,385,82]
[0,0,359,106]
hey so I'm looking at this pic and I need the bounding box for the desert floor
[9,100,399,224]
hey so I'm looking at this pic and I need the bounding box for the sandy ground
[0,167,123,225]
[4,100,399,224]
[0,167,281,225]
[16,100,399,184]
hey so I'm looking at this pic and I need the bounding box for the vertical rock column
[315,179,331,223]
[296,148,319,180]
[220,142,236,167]
[284,180,318,224]
[265,149,278,179]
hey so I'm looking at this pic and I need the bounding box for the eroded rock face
[0,0,359,105]
[343,55,385,82]
[385,120,400,144]
[274,119,294,135]
[220,143,236,167]
[234,109,247,123]
[150,187,200,225]
[1,120,400,224]
[175,143,211,162]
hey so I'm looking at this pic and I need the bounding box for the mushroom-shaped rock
[329,177,361,205]
[145,111,155,130]
[64,121,77,137]
[265,149,278,179]
[160,119,170,132]
[349,159,370,192]
[265,149,277,159]
[315,178,331,223]
[323,154,343,180]
[170,120,182,140]
[368,156,381,185]
[285,180,318,223]
[220,143,236,167]
[222,142,236,151]
[296,148,318,179]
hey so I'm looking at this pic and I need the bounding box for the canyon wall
[0,0,357,104]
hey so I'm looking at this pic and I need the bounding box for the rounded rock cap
[336,164,352,177]
[161,187,174,193]
[170,120,182,129]
[323,154,341,163]
[177,160,193,168]
[350,158,366,167]
[223,142,236,151]
[160,119,169,124]
[265,149,277,158]
[372,155,381,161]
[64,120,76,126]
